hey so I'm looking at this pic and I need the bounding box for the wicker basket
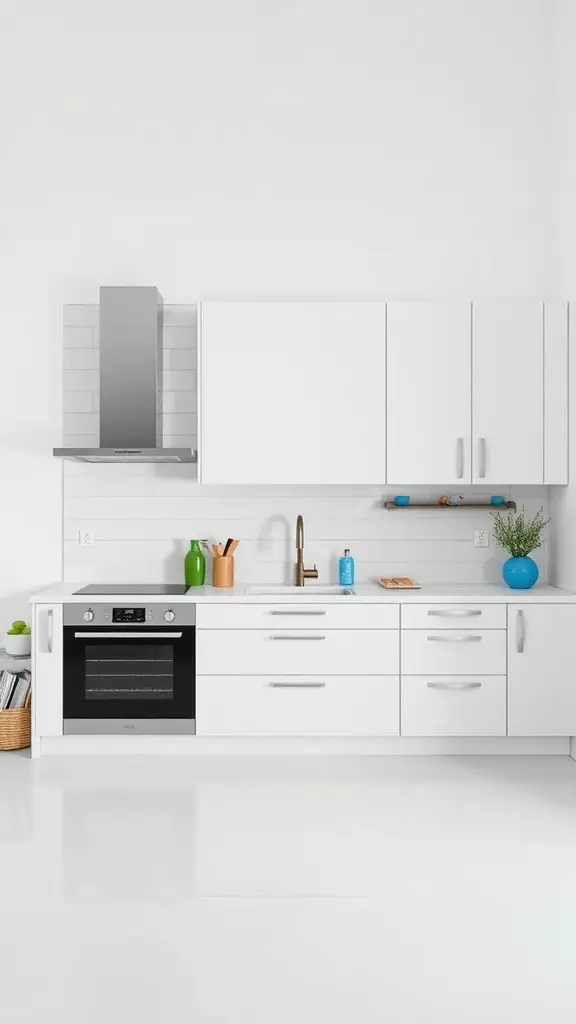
[0,692,31,751]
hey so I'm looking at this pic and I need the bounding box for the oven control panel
[63,603,196,626]
[113,607,146,623]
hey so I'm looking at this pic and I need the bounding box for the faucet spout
[295,514,318,587]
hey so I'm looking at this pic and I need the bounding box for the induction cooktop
[74,584,190,596]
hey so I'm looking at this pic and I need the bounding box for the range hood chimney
[54,286,196,463]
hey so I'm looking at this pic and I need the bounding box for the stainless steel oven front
[63,603,195,734]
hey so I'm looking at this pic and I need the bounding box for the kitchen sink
[246,585,356,596]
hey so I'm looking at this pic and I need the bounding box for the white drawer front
[401,630,506,675]
[197,675,400,736]
[401,604,505,630]
[197,603,399,630]
[401,676,506,736]
[197,629,399,676]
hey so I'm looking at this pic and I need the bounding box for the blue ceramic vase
[502,556,539,590]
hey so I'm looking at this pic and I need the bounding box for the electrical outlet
[474,529,489,548]
[80,529,93,547]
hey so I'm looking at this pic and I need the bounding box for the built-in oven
[63,603,195,734]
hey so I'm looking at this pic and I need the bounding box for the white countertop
[29,582,576,604]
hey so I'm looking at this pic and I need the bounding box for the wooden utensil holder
[213,555,234,588]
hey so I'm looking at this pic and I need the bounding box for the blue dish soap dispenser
[339,549,355,587]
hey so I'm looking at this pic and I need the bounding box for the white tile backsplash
[63,391,95,414]
[162,413,196,435]
[163,349,196,370]
[63,413,99,436]
[162,391,196,414]
[61,304,549,586]
[63,326,95,348]
[63,349,99,370]
[163,370,196,392]
[64,368,100,393]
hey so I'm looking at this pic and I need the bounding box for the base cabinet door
[508,605,576,735]
[33,604,63,736]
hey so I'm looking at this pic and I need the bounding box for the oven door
[63,625,195,734]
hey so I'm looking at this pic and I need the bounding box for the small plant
[6,621,31,636]
[491,505,550,557]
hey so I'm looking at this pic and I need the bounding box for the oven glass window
[85,644,175,701]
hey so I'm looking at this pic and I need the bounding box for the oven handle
[73,632,184,639]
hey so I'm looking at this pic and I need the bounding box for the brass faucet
[295,514,318,587]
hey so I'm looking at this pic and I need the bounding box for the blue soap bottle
[339,549,354,586]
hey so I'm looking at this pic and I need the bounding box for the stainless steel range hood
[54,286,196,463]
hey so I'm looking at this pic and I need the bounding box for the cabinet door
[199,302,386,484]
[472,301,543,484]
[508,605,576,735]
[33,604,63,736]
[387,302,471,484]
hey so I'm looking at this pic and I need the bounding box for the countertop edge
[28,583,576,605]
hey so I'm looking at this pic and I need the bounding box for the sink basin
[246,585,356,596]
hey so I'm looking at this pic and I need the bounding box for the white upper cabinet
[472,301,544,484]
[199,301,386,484]
[543,301,569,485]
[387,302,472,484]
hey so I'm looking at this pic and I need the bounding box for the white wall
[548,1,576,589]
[0,1,554,622]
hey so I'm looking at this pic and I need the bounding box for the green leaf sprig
[491,505,550,558]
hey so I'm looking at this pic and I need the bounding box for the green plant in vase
[4,620,32,656]
[491,505,550,589]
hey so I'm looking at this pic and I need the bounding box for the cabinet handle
[427,681,482,690]
[269,610,326,616]
[478,437,486,478]
[47,609,53,654]
[74,632,183,639]
[427,609,482,617]
[269,635,326,641]
[269,681,327,688]
[516,610,525,654]
[427,634,482,642]
[456,437,464,479]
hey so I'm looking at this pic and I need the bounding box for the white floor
[2,754,576,1022]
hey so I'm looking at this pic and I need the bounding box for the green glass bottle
[185,539,206,587]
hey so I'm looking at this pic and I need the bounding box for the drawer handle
[269,610,327,616]
[427,681,482,690]
[427,635,482,642]
[269,635,326,641]
[427,609,482,617]
[269,681,327,688]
